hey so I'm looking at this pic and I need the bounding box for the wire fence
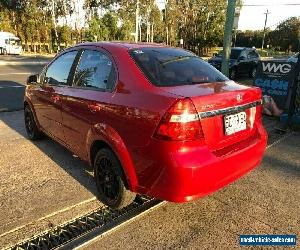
[294,80,300,115]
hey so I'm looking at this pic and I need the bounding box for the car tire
[24,105,43,140]
[250,67,257,78]
[94,148,136,209]
[229,68,237,80]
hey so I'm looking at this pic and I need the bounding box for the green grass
[208,47,294,58]
[255,48,293,57]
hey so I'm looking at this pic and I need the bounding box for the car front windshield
[130,48,228,87]
[217,49,242,59]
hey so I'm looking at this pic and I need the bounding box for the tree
[116,20,134,41]
[235,30,265,48]
[102,12,118,40]
[0,0,232,54]
[85,16,110,41]
[57,25,72,45]
[269,17,300,52]
[163,0,227,52]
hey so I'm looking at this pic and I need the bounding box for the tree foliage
[269,17,300,52]
[235,17,300,52]
[1,0,298,54]
[235,30,265,48]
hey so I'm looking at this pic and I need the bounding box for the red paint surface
[25,42,267,202]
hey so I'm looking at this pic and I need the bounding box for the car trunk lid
[159,81,262,151]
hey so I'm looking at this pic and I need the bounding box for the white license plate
[224,112,247,135]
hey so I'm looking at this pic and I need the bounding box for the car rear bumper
[142,125,267,202]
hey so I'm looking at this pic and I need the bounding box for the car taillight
[154,98,204,141]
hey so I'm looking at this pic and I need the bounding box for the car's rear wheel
[250,67,257,78]
[24,105,43,140]
[94,148,136,209]
[229,68,237,80]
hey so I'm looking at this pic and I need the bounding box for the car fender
[86,123,138,191]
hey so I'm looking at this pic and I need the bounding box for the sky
[238,0,300,30]
[156,0,300,31]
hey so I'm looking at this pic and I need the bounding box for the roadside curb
[0,61,49,66]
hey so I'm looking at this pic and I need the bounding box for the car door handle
[88,103,101,113]
[51,95,60,103]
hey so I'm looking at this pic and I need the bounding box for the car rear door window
[130,48,228,87]
[44,51,78,85]
[73,50,116,90]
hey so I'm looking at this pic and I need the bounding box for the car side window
[248,51,259,59]
[73,50,116,90]
[44,51,78,86]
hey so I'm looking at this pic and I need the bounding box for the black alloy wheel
[94,148,136,209]
[24,105,42,140]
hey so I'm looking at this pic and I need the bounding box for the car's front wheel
[24,105,43,140]
[94,148,136,209]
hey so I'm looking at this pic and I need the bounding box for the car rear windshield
[130,47,228,87]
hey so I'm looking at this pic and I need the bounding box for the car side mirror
[238,56,246,61]
[27,74,40,85]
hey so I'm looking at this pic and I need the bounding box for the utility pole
[261,9,270,50]
[221,0,236,77]
[165,0,169,45]
[135,0,139,42]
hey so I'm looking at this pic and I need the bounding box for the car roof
[231,47,255,51]
[73,41,167,51]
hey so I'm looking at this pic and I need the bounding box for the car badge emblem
[202,104,214,109]
[237,94,242,102]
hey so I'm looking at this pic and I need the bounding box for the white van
[0,32,22,55]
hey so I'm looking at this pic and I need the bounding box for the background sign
[254,61,295,110]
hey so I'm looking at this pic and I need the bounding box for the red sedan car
[24,42,267,209]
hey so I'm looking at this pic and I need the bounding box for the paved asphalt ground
[0,55,299,249]
[83,131,300,250]
[0,110,298,249]
[0,57,106,248]
[0,64,45,111]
